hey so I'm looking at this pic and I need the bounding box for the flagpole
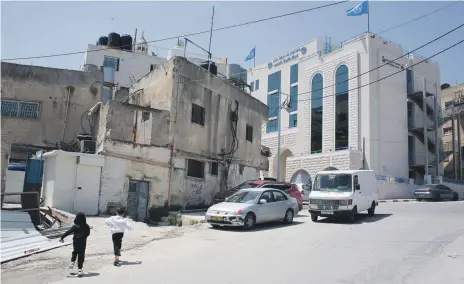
[254,46,256,67]
[367,0,370,33]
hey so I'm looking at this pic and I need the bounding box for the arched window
[311,73,323,153]
[335,65,349,150]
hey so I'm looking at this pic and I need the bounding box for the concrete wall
[3,170,25,203]
[1,62,103,195]
[132,57,268,170]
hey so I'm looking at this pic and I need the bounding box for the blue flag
[346,1,369,16]
[245,47,255,62]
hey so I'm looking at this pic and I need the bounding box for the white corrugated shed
[1,211,70,263]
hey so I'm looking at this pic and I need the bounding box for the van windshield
[313,174,353,192]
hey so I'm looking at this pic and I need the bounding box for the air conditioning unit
[80,140,96,154]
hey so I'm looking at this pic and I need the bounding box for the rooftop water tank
[120,34,133,51]
[98,36,108,46]
[200,61,217,75]
[108,32,121,48]
[167,46,184,60]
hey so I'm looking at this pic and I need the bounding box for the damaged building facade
[1,62,103,199]
[92,56,268,216]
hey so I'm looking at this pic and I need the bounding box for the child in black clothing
[60,212,90,276]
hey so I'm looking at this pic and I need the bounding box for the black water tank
[120,34,133,51]
[108,32,121,48]
[98,36,108,46]
[441,83,451,90]
[200,61,217,75]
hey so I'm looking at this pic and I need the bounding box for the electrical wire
[186,1,464,85]
[293,38,464,103]
[377,1,463,34]
[261,38,464,129]
[281,22,464,101]
[2,1,347,61]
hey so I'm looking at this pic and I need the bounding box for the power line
[2,1,347,61]
[282,22,464,100]
[377,1,463,34]
[261,37,464,130]
[294,38,464,103]
[188,2,464,86]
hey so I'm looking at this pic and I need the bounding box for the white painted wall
[3,170,25,203]
[249,33,441,182]
[41,151,104,215]
[83,44,166,88]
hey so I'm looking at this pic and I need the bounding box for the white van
[308,170,378,223]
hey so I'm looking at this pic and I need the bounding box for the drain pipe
[61,86,74,143]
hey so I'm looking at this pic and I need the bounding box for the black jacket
[61,212,91,241]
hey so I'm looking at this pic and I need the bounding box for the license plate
[321,211,334,215]
[417,195,425,197]
[211,216,223,221]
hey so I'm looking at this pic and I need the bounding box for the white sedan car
[205,188,299,230]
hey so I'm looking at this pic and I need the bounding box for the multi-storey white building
[82,33,228,102]
[248,32,443,184]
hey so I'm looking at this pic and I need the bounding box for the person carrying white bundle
[104,207,133,266]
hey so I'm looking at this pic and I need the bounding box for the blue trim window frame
[267,71,281,133]
[289,64,298,128]
[289,113,297,128]
[255,79,260,91]
[267,118,278,133]
[311,73,324,153]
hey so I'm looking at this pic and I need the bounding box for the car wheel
[243,213,255,230]
[348,206,357,223]
[452,193,459,201]
[310,213,318,222]
[367,202,376,217]
[284,209,294,224]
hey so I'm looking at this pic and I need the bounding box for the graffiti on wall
[191,182,203,195]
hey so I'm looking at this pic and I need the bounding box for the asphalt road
[7,201,464,284]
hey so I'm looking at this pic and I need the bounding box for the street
[4,201,464,284]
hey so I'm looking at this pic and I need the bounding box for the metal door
[127,180,149,222]
[73,164,100,215]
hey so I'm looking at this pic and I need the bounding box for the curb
[379,199,415,203]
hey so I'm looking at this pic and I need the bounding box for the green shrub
[148,205,170,222]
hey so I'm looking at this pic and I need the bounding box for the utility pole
[276,90,282,181]
[434,83,439,177]
[423,78,429,178]
[207,6,215,72]
[452,105,457,179]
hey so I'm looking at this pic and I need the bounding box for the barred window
[1,100,40,119]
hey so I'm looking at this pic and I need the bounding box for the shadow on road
[317,213,392,224]
[119,260,143,266]
[68,272,100,278]
[210,221,304,232]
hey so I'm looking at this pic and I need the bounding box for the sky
[1,1,463,84]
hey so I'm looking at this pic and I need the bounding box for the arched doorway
[290,169,312,186]
[323,166,339,171]
[272,148,293,181]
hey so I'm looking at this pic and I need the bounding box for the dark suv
[212,179,303,210]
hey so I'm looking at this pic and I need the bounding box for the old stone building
[91,56,268,214]
[1,62,103,196]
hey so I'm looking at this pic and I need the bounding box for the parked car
[294,183,311,202]
[212,180,303,210]
[414,184,459,201]
[205,188,299,230]
[308,170,379,223]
